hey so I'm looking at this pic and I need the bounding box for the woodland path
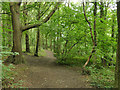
[16,50,91,88]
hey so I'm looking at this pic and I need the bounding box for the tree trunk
[109,13,115,66]
[6,2,60,64]
[34,28,40,56]
[115,1,120,89]
[56,32,60,55]
[25,33,30,52]
[23,2,30,53]
[83,1,96,67]
[45,34,48,49]
[42,34,45,49]
[112,14,115,54]
[93,1,97,64]
[50,37,52,51]
[53,37,56,52]
[34,3,41,56]
[6,2,24,64]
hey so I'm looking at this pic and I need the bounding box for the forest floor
[14,50,92,88]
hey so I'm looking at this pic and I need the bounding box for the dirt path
[17,50,91,88]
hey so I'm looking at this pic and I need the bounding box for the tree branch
[22,2,61,32]
[0,13,10,15]
[83,2,95,46]
[39,3,52,18]
[67,42,79,53]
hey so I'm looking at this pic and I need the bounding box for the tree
[34,3,41,56]
[115,1,120,89]
[6,2,61,64]
[23,2,30,53]
[83,1,97,68]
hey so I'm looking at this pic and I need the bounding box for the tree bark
[23,2,30,53]
[83,1,96,68]
[25,33,30,52]
[112,13,115,56]
[53,37,56,52]
[34,28,40,56]
[115,1,120,89]
[6,2,24,64]
[6,2,61,64]
[34,3,41,56]
[45,34,48,50]
[93,1,97,64]
[50,37,52,51]
[94,1,97,47]
[42,34,45,49]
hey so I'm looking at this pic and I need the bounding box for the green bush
[87,65,115,88]
[2,62,23,88]
[0,48,23,88]
[56,56,89,67]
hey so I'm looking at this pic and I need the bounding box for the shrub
[87,65,115,88]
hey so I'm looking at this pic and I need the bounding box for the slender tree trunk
[7,15,12,48]
[50,37,52,51]
[56,32,60,55]
[111,13,115,58]
[23,2,30,53]
[53,37,56,52]
[42,34,45,49]
[115,1,120,88]
[25,33,30,52]
[94,1,97,47]
[93,1,97,64]
[83,1,97,68]
[34,28,40,56]
[45,34,48,50]
[34,3,41,56]
[59,32,62,54]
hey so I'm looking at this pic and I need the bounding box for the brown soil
[14,50,91,88]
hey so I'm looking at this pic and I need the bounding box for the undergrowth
[56,55,115,88]
[87,65,115,88]
[0,48,24,88]
[2,63,23,88]
[56,56,90,67]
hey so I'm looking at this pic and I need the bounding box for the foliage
[87,65,115,88]
[0,1,118,88]
[2,63,19,88]
[56,56,89,67]
[0,47,23,88]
